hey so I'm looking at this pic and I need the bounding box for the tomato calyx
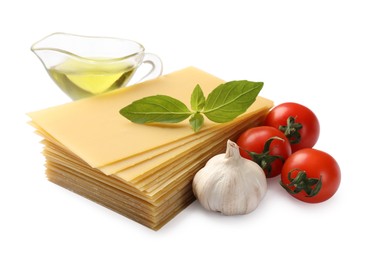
[242,136,285,177]
[279,116,303,144]
[280,169,322,197]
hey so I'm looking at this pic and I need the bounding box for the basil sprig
[119,80,263,132]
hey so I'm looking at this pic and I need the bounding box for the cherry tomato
[264,102,320,152]
[280,148,341,203]
[236,126,292,178]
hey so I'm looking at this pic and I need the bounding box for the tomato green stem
[280,169,322,197]
[243,136,285,177]
[279,116,303,144]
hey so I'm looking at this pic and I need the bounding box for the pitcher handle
[137,53,163,82]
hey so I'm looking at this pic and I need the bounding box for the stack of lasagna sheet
[28,67,273,230]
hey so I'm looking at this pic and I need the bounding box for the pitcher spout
[31,32,78,70]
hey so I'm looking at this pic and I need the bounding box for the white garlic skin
[193,140,267,215]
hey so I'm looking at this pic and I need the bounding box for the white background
[1,0,364,259]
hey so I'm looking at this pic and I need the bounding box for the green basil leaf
[189,113,204,132]
[203,80,263,123]
[119,79,264,132]
[119,95,192,123]
[190,84,206,111]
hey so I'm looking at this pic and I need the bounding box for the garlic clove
[193,140,267,215]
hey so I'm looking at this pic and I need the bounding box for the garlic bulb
[192,140,267,215]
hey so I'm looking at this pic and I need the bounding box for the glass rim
[31,32,145,62]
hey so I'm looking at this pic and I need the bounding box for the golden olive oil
[49,58,137,100]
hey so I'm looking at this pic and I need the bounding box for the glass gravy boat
[31,32,163,100]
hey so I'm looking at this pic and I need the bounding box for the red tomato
[264,102,320,152]
[236,126,292,178]
[280,148,341,203]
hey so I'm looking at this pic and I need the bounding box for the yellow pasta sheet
[29,67,272,177]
